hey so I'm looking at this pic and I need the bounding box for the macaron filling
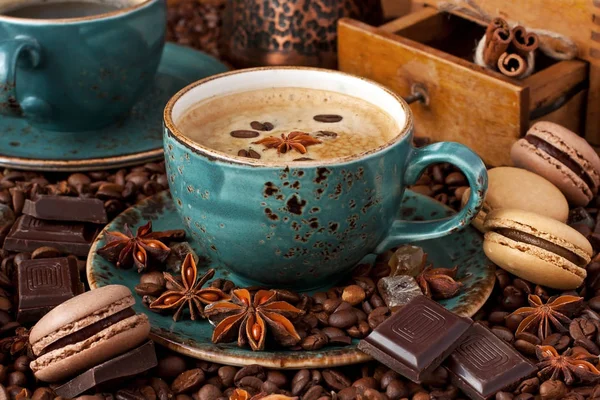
[38,307,136,356]
[525,135,596,191]
[493,227,586,266]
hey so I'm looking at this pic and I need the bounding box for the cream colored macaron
[483,209,592,289]
[462,167,568,232]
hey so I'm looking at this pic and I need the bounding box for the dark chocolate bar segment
[445,323,537,400]
[3,215,98,256]
[54,341,158,398]
[23,195,107,224]
[357,295,472,383]
[17,257,84,323]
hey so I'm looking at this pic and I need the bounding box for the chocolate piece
[17,257,84,323]
[3,215,98,256]
[23,195,107,224]
[445,323,537,400]
[526,135,596,191]
[40,308,136,355]
[494,228,583,265]
[53,341,158,398]
[357,295,472,383]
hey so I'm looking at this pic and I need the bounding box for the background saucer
[0,43,227,172]
[87,190,495,369]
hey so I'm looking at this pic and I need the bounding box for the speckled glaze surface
[87,190,496,368]
[0,0,166,131]
[0,43,228,172]
[163,68,488,289]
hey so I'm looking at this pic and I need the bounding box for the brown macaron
[461,167,569,232]
[511,121,600,206]
[483,209,592,289]
[29,285,150,383]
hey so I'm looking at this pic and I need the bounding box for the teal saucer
[0,43,227,172]
[87,190,495,369]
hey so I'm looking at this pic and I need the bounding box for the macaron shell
[484,232,585,289]
[30,284,134,346]
[484,208,593,263]
[511,139,592,206]
[530,121,600,187]
[31,314,150,382]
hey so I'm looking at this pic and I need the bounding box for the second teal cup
[163,68,488,289]
[0,0,166,131]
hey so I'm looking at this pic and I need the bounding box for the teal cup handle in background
[163,68,488,290]
[0,0,165,132]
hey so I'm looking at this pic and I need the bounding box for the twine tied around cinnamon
[437,0,578,79]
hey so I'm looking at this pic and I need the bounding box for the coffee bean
[140,271,166,288]
[157,355,187,379]
[301,333,328,351]
[328,309,357,329]
[316,131,338,138]
[320,327,345,340]
[539,380,567,400]
[412,392,431,400]
[505,314,523,332]
[488,311,510,325]
[352,377,378,390]
[13,356,29,373]
[322,369,351,391]
[291,370,310,395]
[234,365,265,385]
[135,283,164,297]
[368,307,389,330]
[386,379,408,399]
[590,296,600,312]
[7,372,25,388]
[341,285,365,306]
[337,387,358,400]
[250,121,274,131]
[230,130,259,138]
[265,371,286,388]
[150,378,172,400]
[303,385,324,400]
[31,388,53,400]
[542,333,571,352]
[171,369,205,394]
[491,326,514,343]
[495,392,515,400]
[370,294,385,308]
[514,339,536,356]
[515,332,541,345]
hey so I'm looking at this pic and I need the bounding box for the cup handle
[374,142,488,253]
[0,36,46,118]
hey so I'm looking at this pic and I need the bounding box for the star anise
[229,389,297,400]
[416,266,462,299]
[536,345,600,385]
[0,327,29,358]
[97,221,185,272]
[253,132,321,155]
[510,294,583,340]
[205,289,303,351]
[150,254,229,321]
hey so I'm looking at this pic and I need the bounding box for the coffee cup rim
[164,66,414,168]
[0,0,155,24]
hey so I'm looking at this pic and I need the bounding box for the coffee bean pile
[166,0,225,59]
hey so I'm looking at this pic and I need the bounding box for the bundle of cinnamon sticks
[482,17,539,79]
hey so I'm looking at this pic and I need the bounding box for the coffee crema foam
[176,87,400,162]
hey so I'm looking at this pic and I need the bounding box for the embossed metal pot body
[163,68,487,290]
[222,0,383,68]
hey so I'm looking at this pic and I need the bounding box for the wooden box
[338,8,589,167]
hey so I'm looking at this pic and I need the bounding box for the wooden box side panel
[338,18,526,166]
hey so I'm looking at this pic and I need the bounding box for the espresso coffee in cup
[2,1,120,19]
[176,87,399,162]
[164,67,488,289]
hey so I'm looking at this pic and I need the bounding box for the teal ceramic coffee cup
[0,0,165,131]
[163,68,488,289]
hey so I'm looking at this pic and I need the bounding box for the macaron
[483,209,592,289]
[461,167,569,232]
[29,285,150,382]
[511,121,600,206]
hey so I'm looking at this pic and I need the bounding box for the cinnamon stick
[497,52,528,78]
[485,17,509,42]
[483,28,513,67]
[511,26,539,58]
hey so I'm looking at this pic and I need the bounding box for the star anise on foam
[229,389,297,400]
[536,345,600,385]
[150,254,229,321]
[415,266,462,300]
[253,131,321,155]
[97,221,185,272]
[205,289,304,351]
[510,294,583,341]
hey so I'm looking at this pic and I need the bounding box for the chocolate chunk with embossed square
[357,295,472,383]
[17,257,84,323]
[23,195,107,224]
[53,341,157,398]
[3,215,99,256]
[445,322,537,400]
